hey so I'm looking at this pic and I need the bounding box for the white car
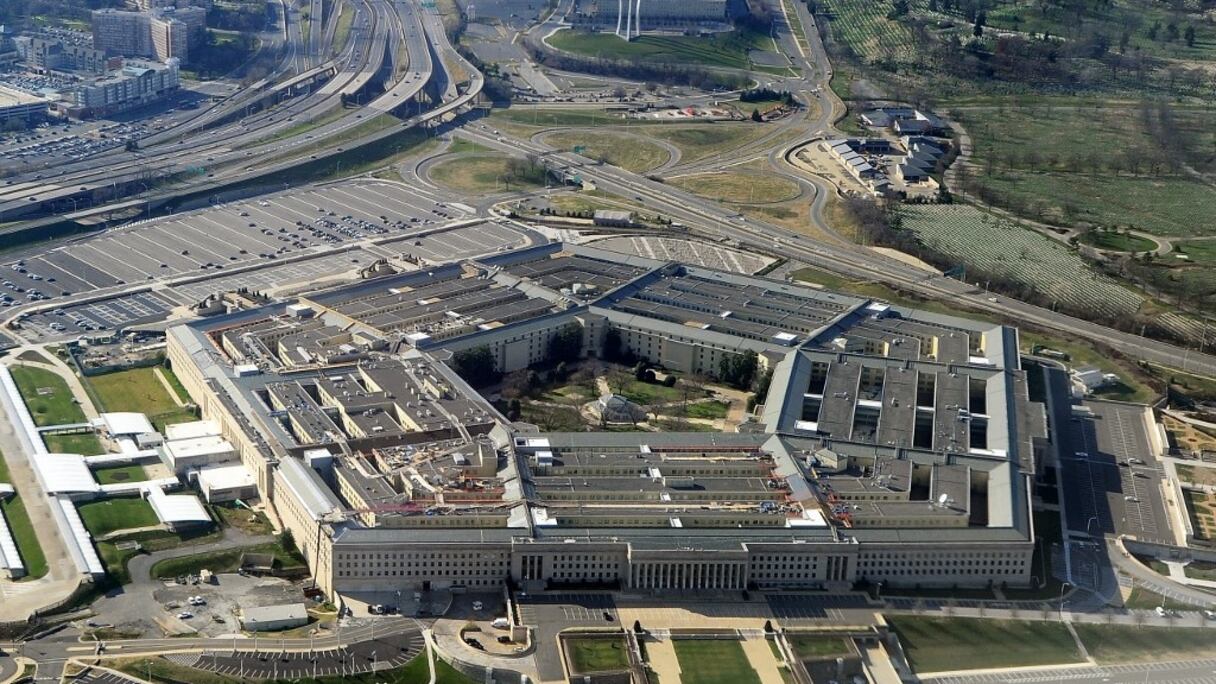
[177,611,194,620]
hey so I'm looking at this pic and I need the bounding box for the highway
[0,0,409,222]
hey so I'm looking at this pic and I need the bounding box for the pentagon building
[166,242,1046,598]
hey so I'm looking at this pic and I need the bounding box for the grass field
[1122,585,1199,611]
[43,431,105,455]
[1079,230,1158,253]
[978,172,1216,239]
[672,639,761,684]
[686,400,729,420]
[669,171,802,204]
[640,124,777,164]
[429,154,548,193]
[1,492,48,579]
[887,616,1081,673]
[787,635,852,660]
[1182,488,1216,541]
[546,130,670,173]
[1075,624,1216,663]
[1175,464,1216,487]
[899,204,1143,321]
[10,365,86,426]
[211,503,274,535]
[149,539,304,579]
[548,28,771,70]
[566,637,630,674]
[77,497,160,537]
[92,464,148,485]
[86,367,195,432]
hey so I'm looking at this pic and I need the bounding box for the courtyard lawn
[92,464,148,485]
[887,616,1082,673]
[787,635,852,660]
[77,497,160,537]
[672,639,761,684]
[86,367,195,431]
[686,400,729,420]
[1,493,48,579]
[43,432,105,455]
[9,365,86,426]
[566,637,629,674]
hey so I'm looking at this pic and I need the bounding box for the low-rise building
[241,603,310,631]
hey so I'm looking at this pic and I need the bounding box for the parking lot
[70,668,143,684]
[165,628,424,678]
[516,593,619,680]
[19,291,175,341]
[765,593,877,626]
[387,220,534,264]
[147,574,307,638]
[590,236,775,274]
[1,180,472,303]
[14,218,534,342]
[1059,397,1170,544]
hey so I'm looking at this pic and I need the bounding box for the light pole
[1058,581,1071,620]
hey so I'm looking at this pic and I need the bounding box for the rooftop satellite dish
[937,493,949,506]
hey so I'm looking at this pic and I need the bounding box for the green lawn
[546,130,671,173]
[1184,560,1216,581]
[978,171,1216,239]
[1080,230,1158,252]
[548,28,771,70]
[669,172,802,204]
[1123,585,1202,611]
[96,539,143,585]
[1,494,48,579]
[1075,624,1216,664]
[77,497,161,537]
[211,503,274,535]
[619,379,688,406]
[787,635,852,660]
[93,464,148,485]
[85,367,195,432]
[149,539,304,579]
[429,154,548,194]
[10,364,86,426]
[566,637,630,674]
[887,616,1082,673]
[42,432,105,455]
[686,400,729,420]
[639,124,776,164]
[672,639,761,684]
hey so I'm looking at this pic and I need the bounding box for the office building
[166,243,1046,601]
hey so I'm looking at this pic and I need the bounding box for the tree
[973,11,986,37]
[1185,25,1196,47]
[750,108,763,122]
[451,346,498,388]
[546,322,583,363]
[717,351,759,390]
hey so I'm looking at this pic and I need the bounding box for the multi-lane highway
[0,0,423,222]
